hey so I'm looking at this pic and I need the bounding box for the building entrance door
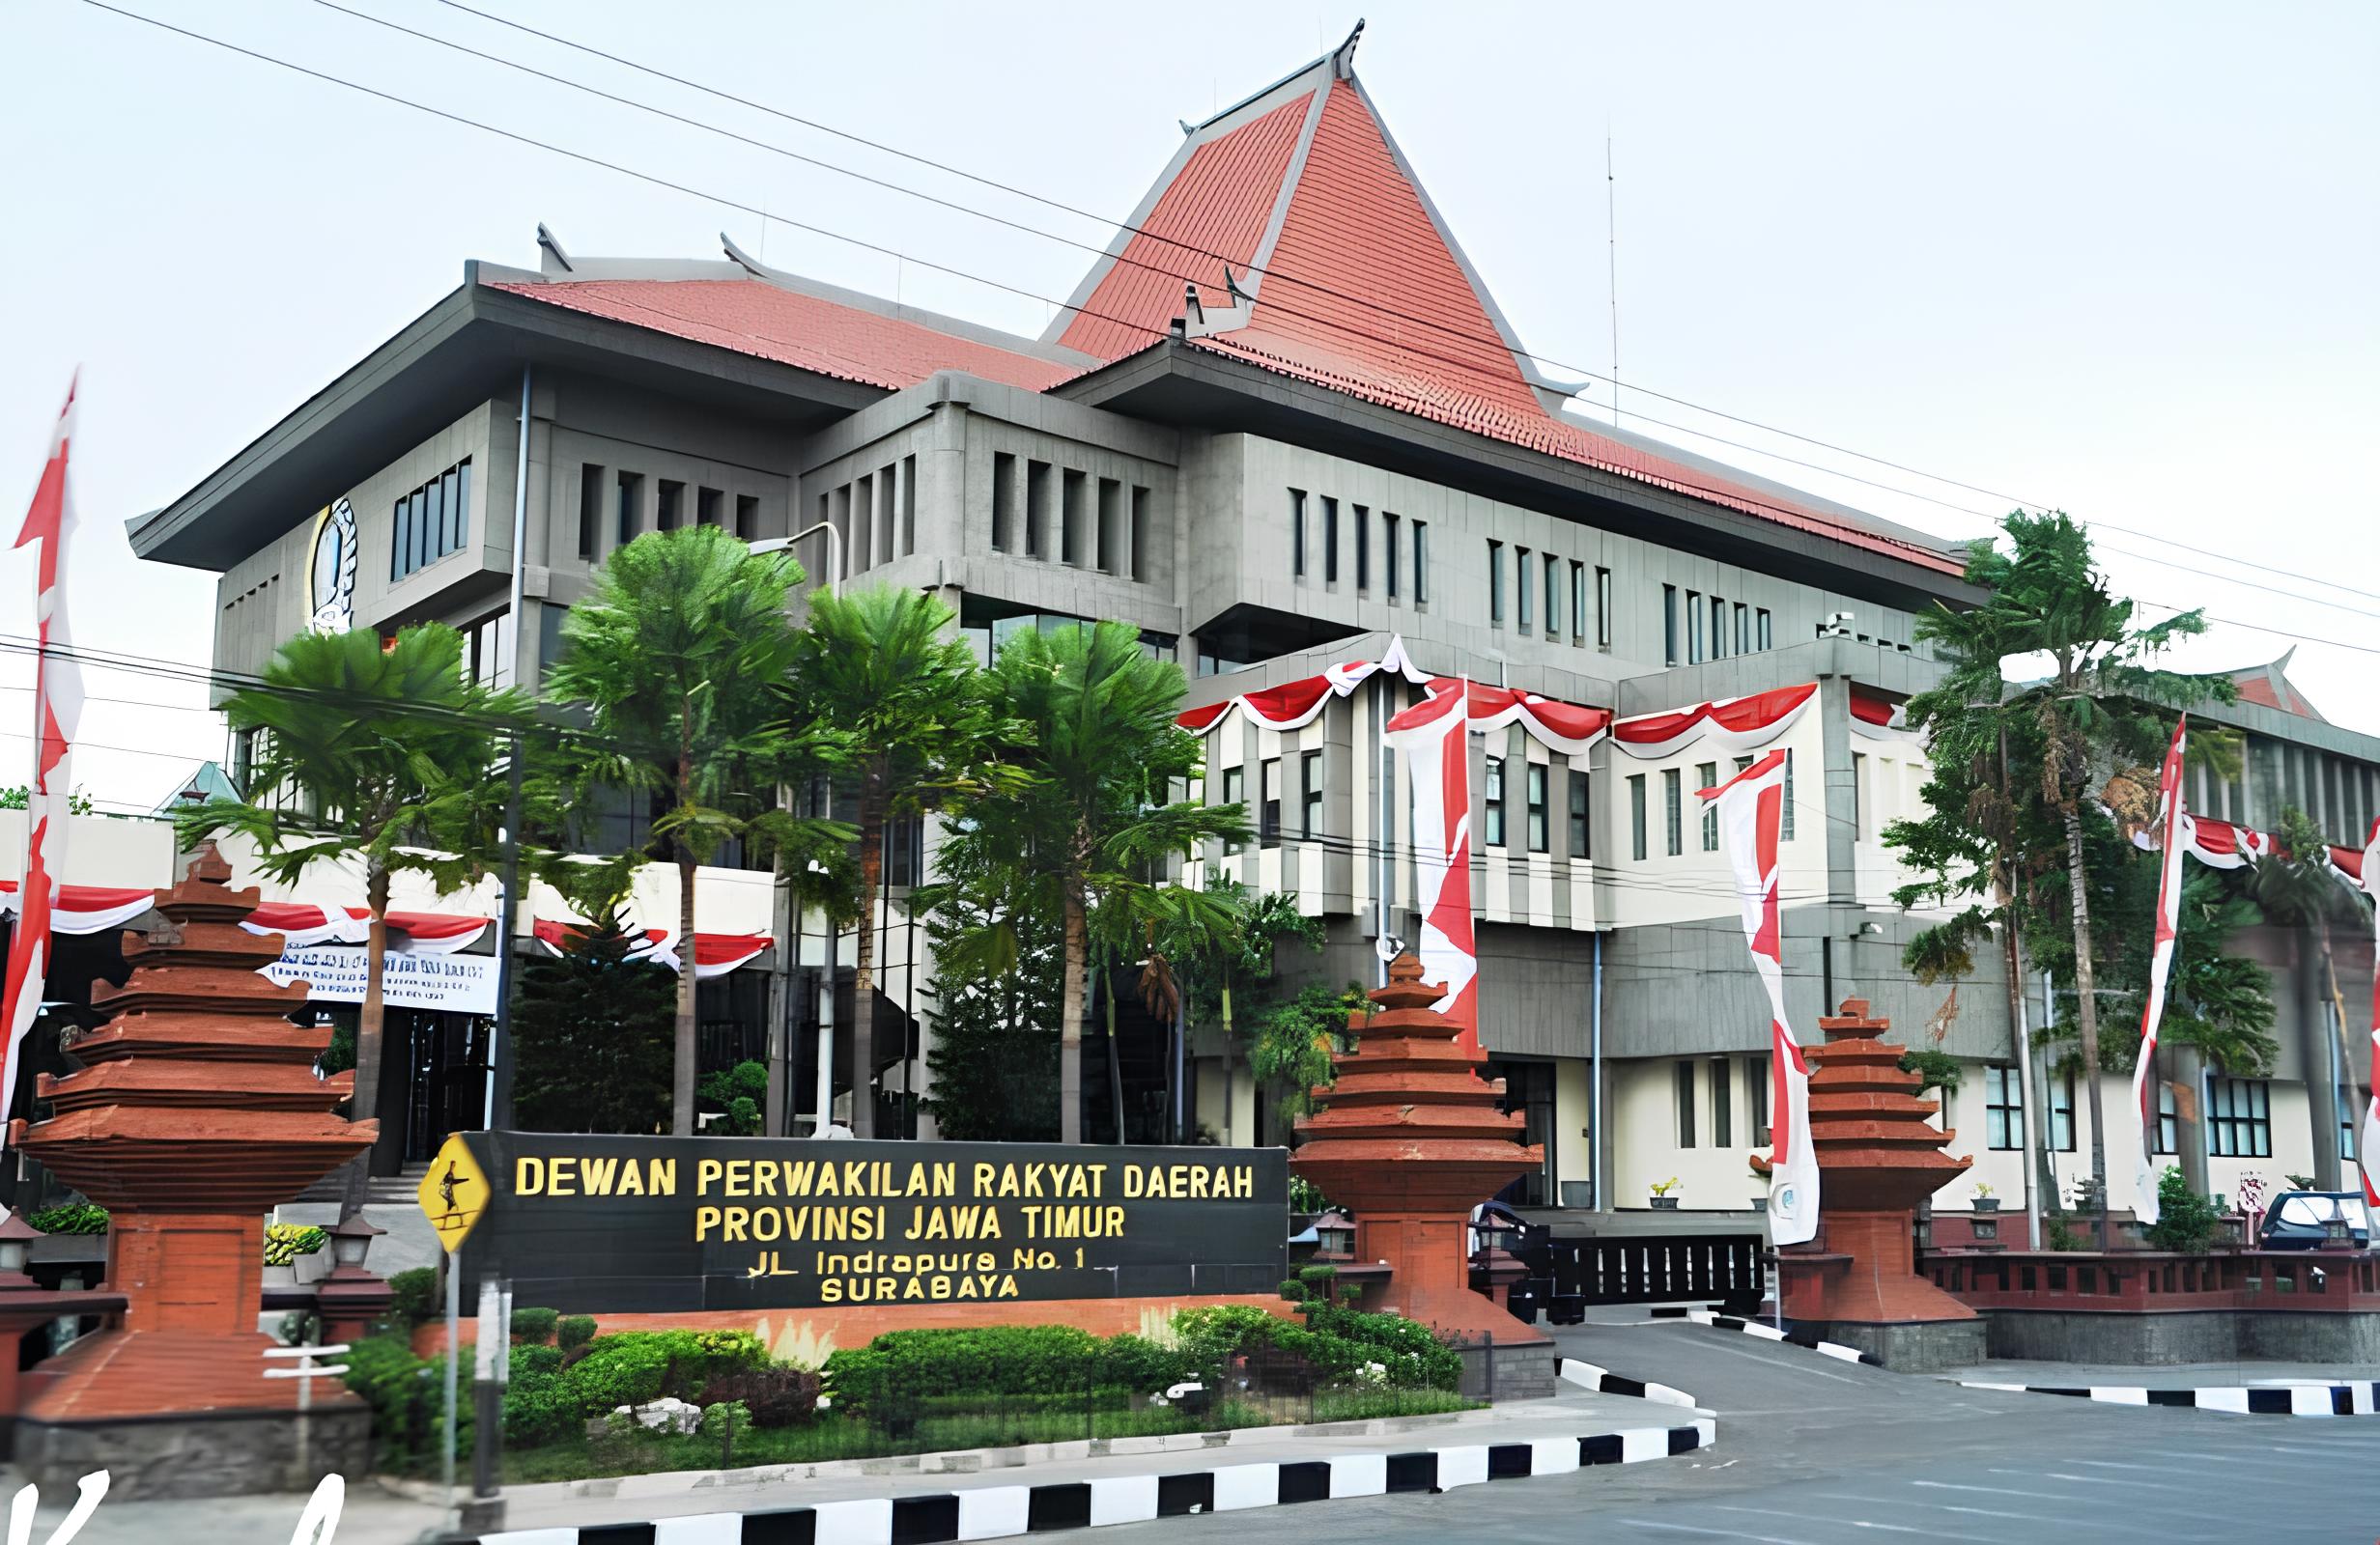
[1486,1057,1556,1206]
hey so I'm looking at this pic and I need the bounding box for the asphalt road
[1088,1320,2380,1544]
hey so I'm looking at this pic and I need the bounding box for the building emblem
[305,497,357,633]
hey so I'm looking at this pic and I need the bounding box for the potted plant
[1971,1182,2000,1214]
[262,1222,328,1286]
[1649,1177,1682,1211]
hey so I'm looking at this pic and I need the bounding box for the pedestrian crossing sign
[417,1133,488,1254]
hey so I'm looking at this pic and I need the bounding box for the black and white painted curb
[1653,1306,1883,1366]
[453,1422,1717,1543]
[1557,1356,1703,1411]
[1959,1379,2380,1417]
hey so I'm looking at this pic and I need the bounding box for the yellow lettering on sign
[697,1159,723,1195]
[516,1157,544,1196]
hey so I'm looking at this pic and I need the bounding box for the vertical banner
[2,379,82,1134]
[2128,719,2188,1226]
[1383,679,1478,1052]
[2359,818,2380,1209]
[1700,751,1817,1246]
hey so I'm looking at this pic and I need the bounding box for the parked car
[2255,1191,2370,1250]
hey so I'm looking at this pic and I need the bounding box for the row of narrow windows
[817,456,920,578]
[575,462,762,561]
[1486,538,1614,649]
[1289,489,1428,604]
[990,452,1151,582]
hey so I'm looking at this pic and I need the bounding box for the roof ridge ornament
[1331,18,1366,80]
[535,222,574,275]
[1175,281,1251,341]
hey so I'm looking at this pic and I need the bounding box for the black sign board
[458,1133,1289,1314]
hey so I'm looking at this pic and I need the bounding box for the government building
[42,32,2369,1227]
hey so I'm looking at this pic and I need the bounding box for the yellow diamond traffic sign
[417,1132,488,1255]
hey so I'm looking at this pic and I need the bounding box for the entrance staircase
[291,1160,428,1207]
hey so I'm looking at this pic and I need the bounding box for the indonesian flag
[1383,678,1478,1052]
[2129,719,2188,1226]
[2,380,83,1136]
[1701,750,1817,1246]
[2358,818,2380,1209]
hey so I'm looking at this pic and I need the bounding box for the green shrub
[824,1325,1109,1413]
[557,1314,598,1350]
[698,1399,751,1441]
[564,1336,672,1414]
[1278,1278,1309,1303]
[512,1344,565,1380]
[2142,1166,2223,1254]
[385,1267,439,1329]
[1295,1262,1339,1286]
[342,1334,470,1474]
[511,1306,560,1345]
[503,1349,580,1448]
[1099,1333,1191,1393]
[27,1202,108,1236]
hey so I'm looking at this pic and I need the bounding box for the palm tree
[786,586,1006,1138]
[181,624,518,1213]
[1912,512,2232,1222]
[2253,805,2364,1177]
[980,622,1245,1143]
[543,526,845,1134]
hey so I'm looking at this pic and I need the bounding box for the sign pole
[417,1130,489,1531]
[441,1243,460,1523]
[466,1273,506,1531]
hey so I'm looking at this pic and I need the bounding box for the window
[2154,1082,2178,1155]
[1568,770,1591,858]
[1260,758,1282,848]
[1676,1061,1697,1149]
[1629,774,1648,860]
[615,469,642,548]
[1747,1054,1771,1143]
[1301,750,1323,839]
[1488,541,1506,623]
[1663,585,1680,665]
[1711,596,1727,659]
[1710,1056,1733,1148]
[1597,567,1613,649]
[1061,469,1086,566]
[1129,488,1150,583]
[1781,748,1797,842]
[1544,554,1561,640]
[577,463,602,559]
[1569,560,1586,640]
[1096,477,1121,575]
[2208,1078,2272,1158]
[1354,505,1371,590]
[1321,497,1340,582]
[1222,767,1245,855]
[1736,603,1749,655]
[1687,590,1705,662]
[1384,512,1401,598]
[697,487,723,528]
[1985,1065,2024,1151]
[1756,608,1772,650]
[1412,520,1429,603]
[734,494,758,541]
[1026,460,1051,558]
[2051,1071,2077,1152]
[900,456,917,554]
[1485,756,1507,847]
[1853,752,1867,838]
[1290,489,1308,577]
[1663,769,1684,857]
[464,608,515,689]
[657,479,684,531]
[1526,763,1548,853]
[991,452,1015,551]
[1516,547,1533,629]
[391,458,471,580]
[1698,762,1719,851]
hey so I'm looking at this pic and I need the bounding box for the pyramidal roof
[1050,30,1965,576]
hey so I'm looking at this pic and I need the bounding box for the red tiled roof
[1057,92,1315,360]
[2229,669,2325,720]
[491,277,1079,394]
[1066,79,1966,577]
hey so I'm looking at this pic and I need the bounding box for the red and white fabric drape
[2,380,81,1134]
[1849,686,1923,747]
[242,902,491,955]
[2358,819,2380,1209]
[2129,720,2189,1226]
[1177,636,1430,734]
[0,881,152,936]
[1612,683,1816,761]
[532,919,769,979]
[1701,750,1818,1246]
[1382,683,1479,1052]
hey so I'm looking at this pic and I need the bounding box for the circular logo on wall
[305,498,357,633]
[1774,1184,1799,1216]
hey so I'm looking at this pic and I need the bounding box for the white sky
[5,0,2375,815]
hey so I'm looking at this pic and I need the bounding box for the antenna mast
[1606,131,1621,428]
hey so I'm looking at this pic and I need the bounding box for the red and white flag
[2,380,84,1136]
[2357,817,2380,1209]
[1383,678,1478,1052]
[2128,718,2188,1226]
[1700,750,1818,1246]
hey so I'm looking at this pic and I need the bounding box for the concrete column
[1816,673,1858,907]
[2302,940,2343,1191]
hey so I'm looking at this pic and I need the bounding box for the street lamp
[750,520,846,593]
[0,1211,42,1287]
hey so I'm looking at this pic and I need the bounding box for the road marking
[1925,1502,2162,1538]
[1617,1520,1813,1544]
[1676,1334,1863,1384]
[1991,1468,2163,1488]
[1710,1503,1984,1541]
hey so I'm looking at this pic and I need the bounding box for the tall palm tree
[1912,512,2231,1221]
[2253,806,2364,1172]
[786,585,1009,1138]
[543,526,845,1134]
[982,622,1244,1142]
[181,624,518,1213]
